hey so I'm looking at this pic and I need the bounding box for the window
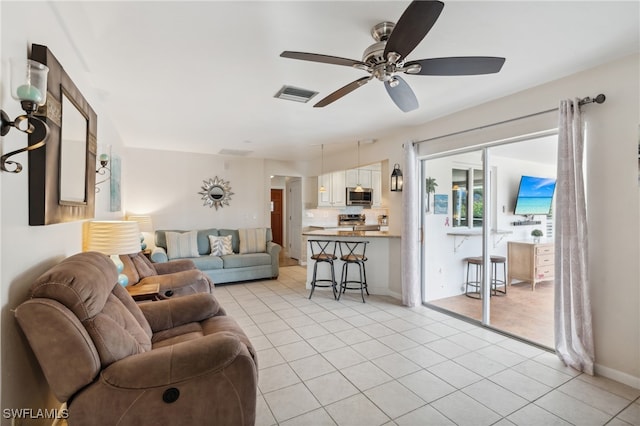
[452,168,483,228]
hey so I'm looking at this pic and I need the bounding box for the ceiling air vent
[274,85,318,103]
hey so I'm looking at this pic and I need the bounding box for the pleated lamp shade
[84,221,141,255]
[126,215,153,233]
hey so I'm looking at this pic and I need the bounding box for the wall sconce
[0,58,50,173]
[95,153,110,192]
[391,163,403,192]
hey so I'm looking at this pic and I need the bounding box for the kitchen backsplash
[304,207,389,228]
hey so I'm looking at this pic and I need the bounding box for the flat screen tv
[514,175,557,215]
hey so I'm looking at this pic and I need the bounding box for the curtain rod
[413,94,606,146]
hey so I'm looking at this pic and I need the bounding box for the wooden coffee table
[126,283,160,301]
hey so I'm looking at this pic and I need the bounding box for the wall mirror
[59,92,88,203]
[28,44,97,225]
[199,176,233,210]
[209,186,225,200]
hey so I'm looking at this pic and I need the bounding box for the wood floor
[428,280,554,348]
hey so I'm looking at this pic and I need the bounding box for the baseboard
[594,363,640,389]
[386,289,403,301]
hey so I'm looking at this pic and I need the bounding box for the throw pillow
[209,235,233,256]
[239,228,267,254]
[165,231,199,260]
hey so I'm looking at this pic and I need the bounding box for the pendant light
[354,140,363,192]
[319,144,327,193]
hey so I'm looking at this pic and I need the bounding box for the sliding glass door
[422,135,557,348]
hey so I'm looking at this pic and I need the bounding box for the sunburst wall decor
[199,176,233,210]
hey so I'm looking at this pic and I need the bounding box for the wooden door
[270,189,283,246]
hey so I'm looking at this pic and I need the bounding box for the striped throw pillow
[209,235,233,256]
[238,228,267,254]
[165,231,199,259]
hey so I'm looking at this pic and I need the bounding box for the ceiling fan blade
[314,77,371,108]
[384,1,444,62]
[385,76,418,112]
[280,51,365,68]
[405,57,506,75]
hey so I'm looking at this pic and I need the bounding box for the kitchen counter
[302,230,402,299]
[303,229,400,238]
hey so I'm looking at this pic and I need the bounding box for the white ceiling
[51,1,639,162]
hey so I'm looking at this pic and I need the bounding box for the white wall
[121,149,311,257]
[123,148,272,230]
[0,2,127,422]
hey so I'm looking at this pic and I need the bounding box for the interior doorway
[270,189,283,246]
[271,175,301,267]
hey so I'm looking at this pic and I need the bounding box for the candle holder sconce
[95,153,111,192]
[0,58,50,173]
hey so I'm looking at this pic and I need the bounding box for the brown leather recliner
[15,251,257,426]
[120,252,214,298]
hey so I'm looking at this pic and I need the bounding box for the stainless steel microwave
[346,187,373,206]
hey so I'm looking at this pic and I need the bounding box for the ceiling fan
[280,0,505,112]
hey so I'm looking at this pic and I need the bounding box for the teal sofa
[151,228,281,285]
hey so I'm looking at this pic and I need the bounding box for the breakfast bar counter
[303,229,401,238]
[302,229,402,299]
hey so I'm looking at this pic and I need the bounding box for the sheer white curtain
[555,98,595,374]
[401,142,421,307]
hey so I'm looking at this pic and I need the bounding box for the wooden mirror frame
[28,44,97,225]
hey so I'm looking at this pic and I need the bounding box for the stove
[338,213,366,227]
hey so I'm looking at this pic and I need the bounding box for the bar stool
[308,240,338,300]
[463,255,508,298]
[337,241,369,303]
[490,255,507,296]
[463,256,483,299]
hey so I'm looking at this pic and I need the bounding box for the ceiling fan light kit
[280,0,505,113]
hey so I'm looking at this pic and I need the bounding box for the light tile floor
[214,266,640,426]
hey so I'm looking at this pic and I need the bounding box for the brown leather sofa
[15,251,257,426]
[120,251,214,299]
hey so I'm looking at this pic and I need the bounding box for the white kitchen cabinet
[371,170,382,207]
[318,165,381,208]
[345,170,357,188]
[317,171,346,207]
[318,174,331,206]
[346,168,372,188]
[331,171,346,206]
